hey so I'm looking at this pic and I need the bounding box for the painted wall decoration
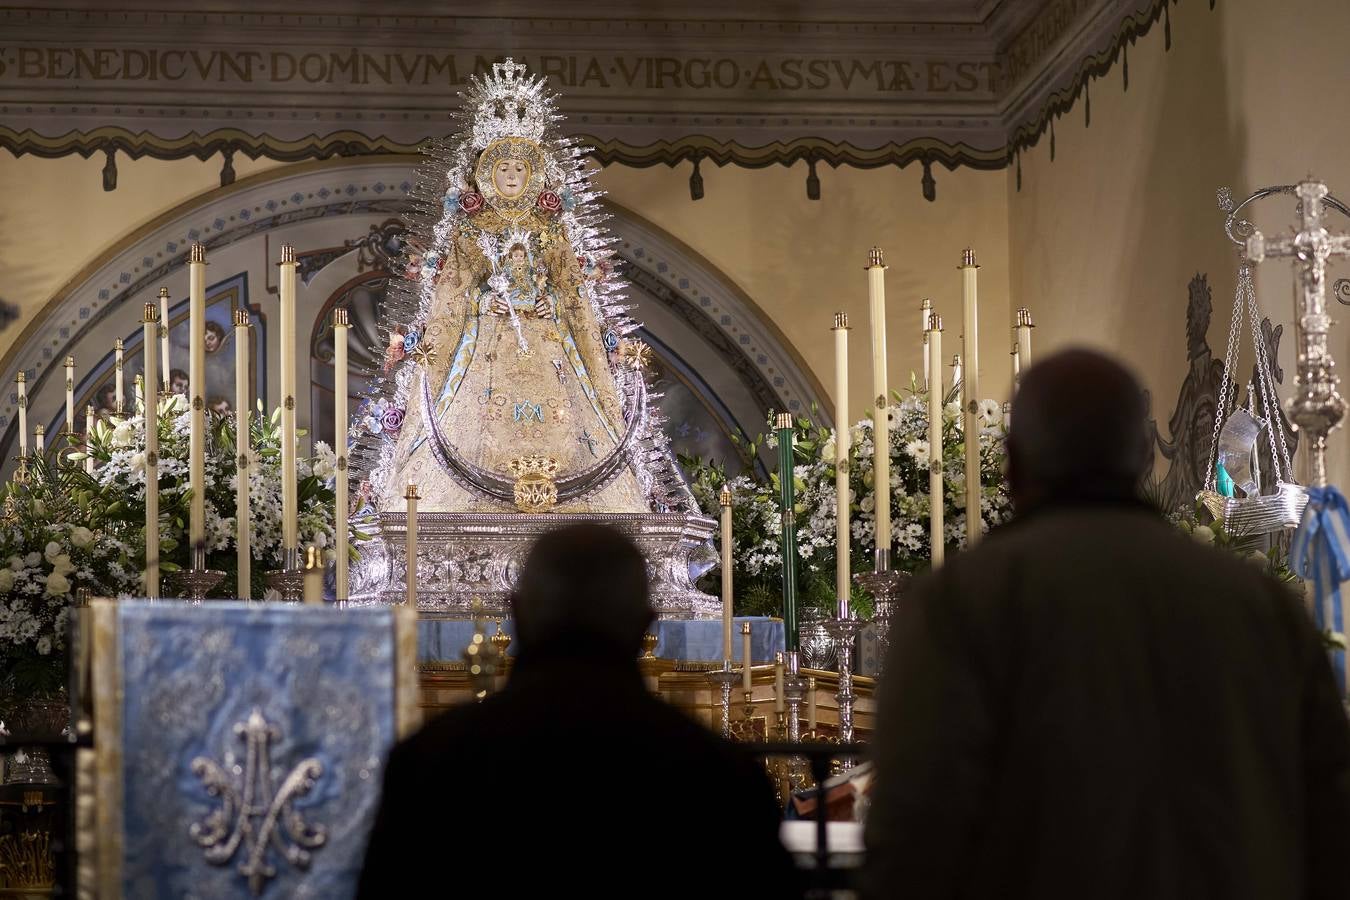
[46,272,264,438]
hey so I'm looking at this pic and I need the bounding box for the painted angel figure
[377,64,648,513]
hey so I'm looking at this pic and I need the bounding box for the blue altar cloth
[417,616,786,664]
[92,601,417,900]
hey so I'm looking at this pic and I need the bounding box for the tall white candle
[188,243,207,560]
[16,372,27,457]
[158,287,171,391]
[1011,338,1021,391]
[63,357,75,437]
[234,308,251,600]
[333,307,350,602]
[866,248,891,565]
[405,483,418,606]
[84,405,94,475]
[833,312,852,616]
[928,316,945,568]
[133,374,144,414]
[142,303,160,598]
[960,249,982,547]
[114,339,125,414]
[720,484,733,662]
[741,621,753,689]
[920,298,932,391]
[34,424,44,457]
[279,245,299,560]
[1015,307,1034,376]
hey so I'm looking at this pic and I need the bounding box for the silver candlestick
[706,662,740,739]
[825,613,865,748]
[264,546,305,602]
[853,548,910,676]
[176,544,223,603]
[782,650,809,789]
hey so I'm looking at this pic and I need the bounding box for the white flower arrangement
[683,382,1012,618]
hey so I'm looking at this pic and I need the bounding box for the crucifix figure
[1246,178,1350,487]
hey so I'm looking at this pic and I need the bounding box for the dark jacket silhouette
[357,641,796,897]
[862,502,1350,900]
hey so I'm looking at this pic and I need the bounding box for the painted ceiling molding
[0,1,1189,194]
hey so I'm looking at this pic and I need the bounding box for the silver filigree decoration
[463,58,553,151]
[1334,277,1350,306]
[189,708,327,897]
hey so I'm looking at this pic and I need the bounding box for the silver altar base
[352,510,719,619]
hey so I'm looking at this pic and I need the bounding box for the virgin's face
[493,158,528,198]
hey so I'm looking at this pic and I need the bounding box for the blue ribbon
[1290,485,1350,695]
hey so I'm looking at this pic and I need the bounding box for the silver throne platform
[349,510,719,619]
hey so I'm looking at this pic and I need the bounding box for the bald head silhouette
[1008,349,1150,512]
[510,523,655,659]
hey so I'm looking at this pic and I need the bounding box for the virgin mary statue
[359,59,687,517]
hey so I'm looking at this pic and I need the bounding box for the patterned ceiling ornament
[188,708,327,897]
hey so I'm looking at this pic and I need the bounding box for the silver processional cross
[1245,178,1350,488]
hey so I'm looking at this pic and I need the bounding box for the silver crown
[463,58,555,150]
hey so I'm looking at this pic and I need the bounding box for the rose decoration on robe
[362,399,391,435]
[379,405,406,436]
[459,191,485,215]
[403,330,422,354]
[537,190,564,215]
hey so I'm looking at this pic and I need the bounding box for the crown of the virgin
[464,58,556,151]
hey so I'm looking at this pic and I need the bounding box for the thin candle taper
[279,245,299,561]
[928,315,945,568]
[741,621,753,690]
[960,248,981,546]
[866,247,891,563]
[113,338,125,414]
[16,373,27,457]
[719,484,733,662]
[188,243,207,557]
[405,483,419,606]
[158,287,171,391]
[142,303,160,598]
[833,312,852,616]
[63,357,75,435]
[334,307,350,601]
[234,308,251,599]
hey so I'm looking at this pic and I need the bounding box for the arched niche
[0,157,828,481]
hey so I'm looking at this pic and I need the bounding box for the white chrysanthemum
[903,439,931,468]
[977,398,1002,426]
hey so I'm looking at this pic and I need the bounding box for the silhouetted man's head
[1008,349,1150,511]
[510,523,654,660]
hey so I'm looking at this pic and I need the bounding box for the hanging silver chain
[1204,264,1247,493]
[1244,267,1295,482]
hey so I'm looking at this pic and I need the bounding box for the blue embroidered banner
[111,602,403,899]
